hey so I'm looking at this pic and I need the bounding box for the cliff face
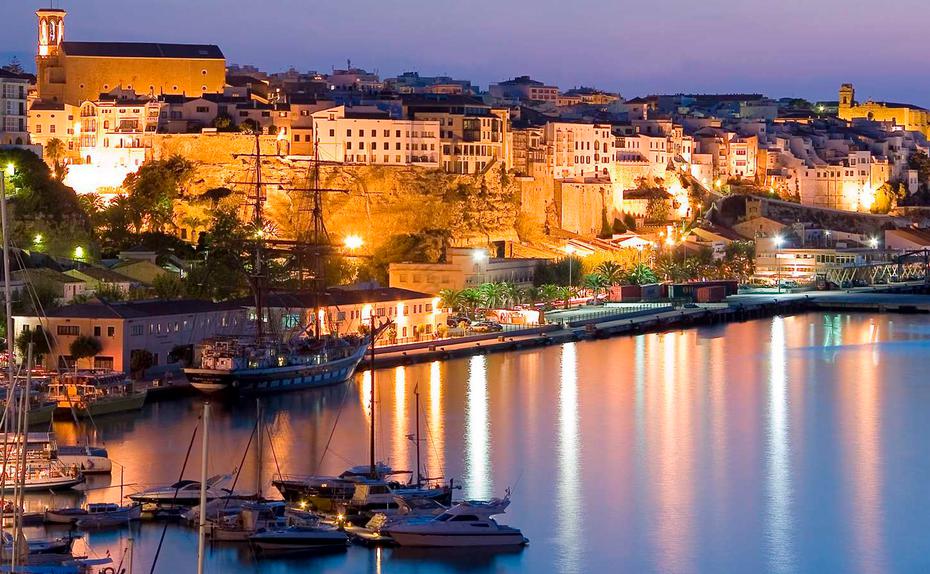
[152,134,521,250]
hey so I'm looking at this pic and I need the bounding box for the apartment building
[389,247,542,294]
[402,94,510,174]
[312,105,440,166]
[544,122,613,179]
[0,69,32,146]
[77,91,161,168]
[489,76,559,103]
[28,100,79,157]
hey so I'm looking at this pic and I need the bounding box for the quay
[364,281,930,370]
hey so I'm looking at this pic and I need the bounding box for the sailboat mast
[415,383,421,489]
[255,399,262,499]
[0,164,13,561]
[252,133,265,342]
[311,138,323,340]
[369,315,376,478]
[196,402,210,574]
[12,344,31,570]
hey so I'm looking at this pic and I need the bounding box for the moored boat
[46,502,141,528]
[386,494,528,548]
[129,473,235,508]
[248,523,348,554]
[45,371,146,418]
[57,445,111,474]
[0,433,83,492]
[185,335,370,395]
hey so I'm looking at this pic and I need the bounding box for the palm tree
[477,282,508,310]
[594,260,625,285]
[628,263,658,285]
[538,284,562,307]
[45,138,67,181]
[581,273,609,300]
[460,288,483,318]
[438,288,465,314]
[499,281,518,308]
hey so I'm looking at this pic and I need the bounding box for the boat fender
[101,568,116,574]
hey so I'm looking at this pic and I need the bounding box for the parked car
[470,321,503,333]
[447,315,469,328]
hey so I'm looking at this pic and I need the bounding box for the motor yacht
[128,473,234,508]
[386,494,528,548]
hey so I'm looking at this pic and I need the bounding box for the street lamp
[564,244,577,286]
[868,237,879,250]
[774,235,784,294]
[344,234,364,251]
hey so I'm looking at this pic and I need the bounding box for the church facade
[838,83,930,137]
[35,8,226,105]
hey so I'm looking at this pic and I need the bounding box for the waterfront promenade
[366,281,930,370]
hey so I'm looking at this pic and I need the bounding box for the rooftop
[32,299,241,320]
[259,287,436,309]
[61,41,224,60]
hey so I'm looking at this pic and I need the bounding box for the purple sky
[5,0,930,106]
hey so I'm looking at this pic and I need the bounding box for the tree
[2,58,24,74]
[45,138,67,182]
[909,150,930,192]
[646,195,671,222]
[438,289,465,314]
[477,282,509,309]
[581,273,609,299]
[627,263,658,285]
[69,335,102,369]
[870,183,896,214]
[122,155,196,233]
[460,288,483,318]
[15,328,52,363]
[94,284,127,301]
[130,349,154,380]
[152,273,185,300]
[212,114,234,131]
[594,260,625,285]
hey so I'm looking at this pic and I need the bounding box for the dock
[364,281,930,370]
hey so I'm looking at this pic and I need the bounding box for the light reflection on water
[13,312,930,573]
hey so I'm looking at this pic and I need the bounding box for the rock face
[152,133,521,250]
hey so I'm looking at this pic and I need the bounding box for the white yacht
[0,433,83,491]
[57,444,111,474]
[248,522,349,554]
[129,473,234,508]
[386,494,528,548]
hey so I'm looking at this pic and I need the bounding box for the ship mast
[251,133,265,341]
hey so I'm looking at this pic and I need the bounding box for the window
[196,106,209,113]
[93,326,101,337]
[346,129,352,137]
[107,326,115,337]
[94,356,114,370]
[329,129,335,137]
[57,325,79,336]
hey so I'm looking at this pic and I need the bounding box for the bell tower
[839,83,855,110]
[36,8,66,57]
[35,8,66,102]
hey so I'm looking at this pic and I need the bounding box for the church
[34,8,226,105]
[838,83,930,137]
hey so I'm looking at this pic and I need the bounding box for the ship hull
[185,344,368,395]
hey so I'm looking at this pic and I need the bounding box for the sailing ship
[184,135,376,395]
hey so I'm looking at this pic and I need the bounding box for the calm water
[22,312,930,573]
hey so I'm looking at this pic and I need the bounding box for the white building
[312,105,440,167]
[0,69,31,146]
[544,122,613,180]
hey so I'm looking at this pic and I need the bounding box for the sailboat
[184,135,375,395]
[272,333,454,514]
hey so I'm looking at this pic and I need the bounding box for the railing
[545,303,674,326]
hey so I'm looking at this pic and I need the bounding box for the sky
[4,0,930,106]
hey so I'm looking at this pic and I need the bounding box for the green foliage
[594,260,625,285]
[627,263,658,285]
[623,213,637,230]
[185,208,251,300]
[15,328,52,361]
[533,256,583,286]
[870,183,896,214]
[152,273,185,300]
[69,335,102,367]
[121,155,196,233]
[909,150,930,192]
[611,218,627,234]
[0,148,93,258]
[13,278,60,316]
[360,230,450,285]
[212,114,234,131]
[646,195,671,223]
[129,349,154,379]
[94,284,126,301]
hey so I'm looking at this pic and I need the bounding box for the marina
[0,311,921,572]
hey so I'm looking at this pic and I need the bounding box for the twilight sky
[4,0,930,106]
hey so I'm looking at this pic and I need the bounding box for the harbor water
[26,312,930,573]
